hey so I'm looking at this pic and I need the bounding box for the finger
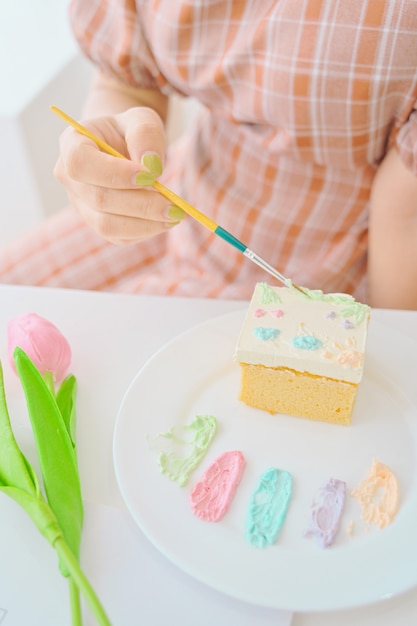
[115,107,166,165]
[58,166,172,222]
[76,201,182,243]
[58,127,143,189]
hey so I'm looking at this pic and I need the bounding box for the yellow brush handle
[152,181,217,231]
[50,106,126,159]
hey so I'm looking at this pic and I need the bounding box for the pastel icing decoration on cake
[259,282,282,304]
[304,478,346,548]
[253,327,280,341]
[292,335,323,350]
[351,459,399,529]
[190,450,246,522]
[235,282,371,425]
[155,415,217,487]
[245,467,293,548]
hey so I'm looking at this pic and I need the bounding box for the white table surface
[0,285,416,626]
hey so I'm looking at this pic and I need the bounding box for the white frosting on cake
[235,283,370,384]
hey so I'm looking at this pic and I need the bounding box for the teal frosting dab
[254,327,280,341]
[292,335,323,350]
[246,467,293,548]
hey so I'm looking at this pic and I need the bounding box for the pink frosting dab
[190,451,246,522]
[304,478,346,548]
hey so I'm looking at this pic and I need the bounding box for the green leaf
[0,485,62,546]
[56,374,77,447]
[2,482,112,625]
[0,362,38,494]
[13,348,84,564]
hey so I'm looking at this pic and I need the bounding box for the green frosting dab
[286,281,370,325]
[259,282,282,305]
[246,467,293,548]
[155,414,217,487]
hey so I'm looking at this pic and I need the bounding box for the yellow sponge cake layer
[239,363,357,425]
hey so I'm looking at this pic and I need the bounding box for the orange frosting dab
[351,458,399,529]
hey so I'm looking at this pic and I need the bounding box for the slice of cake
[235,283,370,425]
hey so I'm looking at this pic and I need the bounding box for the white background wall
[0,1,94,247]
[0,1,200,249]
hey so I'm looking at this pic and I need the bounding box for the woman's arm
[368,146,417,310]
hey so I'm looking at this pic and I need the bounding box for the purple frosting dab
[304,478,346,548]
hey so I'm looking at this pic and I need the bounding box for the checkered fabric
[1,0,416,300]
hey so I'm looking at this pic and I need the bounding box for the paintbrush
[50,105,307,295]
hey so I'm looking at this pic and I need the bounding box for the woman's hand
[54,106,184,244]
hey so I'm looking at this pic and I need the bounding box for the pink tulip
[7,313,71,383]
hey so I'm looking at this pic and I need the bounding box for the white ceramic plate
[113,312,417,612]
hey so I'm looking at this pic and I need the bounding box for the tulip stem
[69,577,83,626]
[54,537,111,626]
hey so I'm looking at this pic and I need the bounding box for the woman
[1,0,416,308]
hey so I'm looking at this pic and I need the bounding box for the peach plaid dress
[1,0,417,301]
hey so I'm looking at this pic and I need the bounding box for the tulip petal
[8,313,71,383]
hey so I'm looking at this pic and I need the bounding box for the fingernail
[166,204,186,221]
[141,153,163,177]
[135,171,156,186]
